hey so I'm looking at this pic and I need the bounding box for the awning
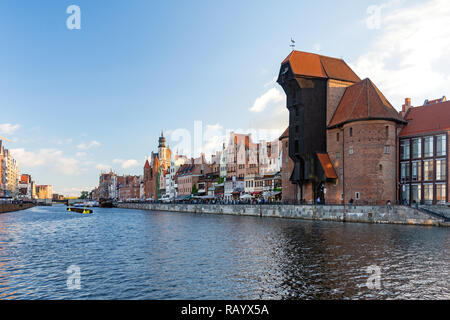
[175,195,191,200]
[317,153,338,179]
[193,195,216,200]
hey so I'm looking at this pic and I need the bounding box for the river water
[0,204,448,300]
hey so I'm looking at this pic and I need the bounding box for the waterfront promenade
[117,203,450,227]
[0,203,34,214]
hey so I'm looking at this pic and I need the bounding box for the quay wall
[0,203,35,214]
[117,203,449,227]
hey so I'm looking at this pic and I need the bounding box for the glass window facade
[412,161,421,182]
[436,159,446,181]
[423,160,434,181]
[401,162,410,181]
[411,184,421,203]
[424,136,434,158]
[436,135,447,157]
[412,139,422,158]
[401,184,410,204]
[436,184,446,204]
[423,184,433,204]
[399,135,447,205]
[400,140,410,160]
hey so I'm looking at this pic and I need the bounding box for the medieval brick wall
[327,120,400,205]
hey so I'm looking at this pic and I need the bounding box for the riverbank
[117,203,449,227]
[0,203,35,214]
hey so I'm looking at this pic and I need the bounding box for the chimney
[400,98,412,118]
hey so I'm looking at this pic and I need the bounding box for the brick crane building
[277,50,406,205]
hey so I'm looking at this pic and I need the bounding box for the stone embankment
[117,203,449,227]
[0,203,35,214]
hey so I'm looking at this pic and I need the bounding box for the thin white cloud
[264,76,278,88]
[76,152,87,158]
[10,148,80,175]
[352,0,450,109]
[77,140,101,150]
[113,159,139,169]
[0,123,20,135]
[249,87,285,113]
[95,163,111,171]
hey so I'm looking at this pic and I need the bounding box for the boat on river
[67,206,93,214]
[99,198,114,208]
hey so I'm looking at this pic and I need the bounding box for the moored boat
[67,207,93,214]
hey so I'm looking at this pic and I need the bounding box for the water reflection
[0,205,448,299]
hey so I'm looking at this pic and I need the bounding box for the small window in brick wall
[384,146,390,154]
[349,147,354,155]
[355,192,360,200]
[350,128,353,137]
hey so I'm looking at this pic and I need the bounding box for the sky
[1,0,449,197]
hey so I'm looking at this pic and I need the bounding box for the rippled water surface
[0,205,448,299]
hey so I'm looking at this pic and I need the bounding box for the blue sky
[1,0,449,196]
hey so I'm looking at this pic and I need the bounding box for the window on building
[412,161,421,182]
[384,146,390,154]
[401,162,410,181]
[424,184,433,204]
[349,147,354,155]
[424,136,434,158]
[411,184,421,203]
[436,159,446,180]
[423,160,434,181]
[401,184,410,204]
[400,140,410,160]
[412,138,422,158]
[355,192,360,200]
[385,126,389,138]
[436,135,447,156]
[379,164,383,171]
[337,132,340,142]
[350,128,353,137]
[436,184,446,204]
[336,152,340,159]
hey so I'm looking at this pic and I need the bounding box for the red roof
[144,159,150,169]
[317,153,338,179]
[281,50,360,83]
[399,101,450,137]
[328,78,405,128]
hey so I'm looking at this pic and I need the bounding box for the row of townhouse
[0,139,51,200]
[0,140,20,198]
[139,132,283,202]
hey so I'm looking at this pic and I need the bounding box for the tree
[191,184,198,195]
[79,191,89,199]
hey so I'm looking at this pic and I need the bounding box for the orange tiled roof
[399,101,450,137]
[317,153,338,179]
[328,78,405,128]
[144,159,150,169]
[282,50,360,83]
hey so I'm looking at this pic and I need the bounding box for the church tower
[157,131,171,171]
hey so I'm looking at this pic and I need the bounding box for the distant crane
[0,135,11,143]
